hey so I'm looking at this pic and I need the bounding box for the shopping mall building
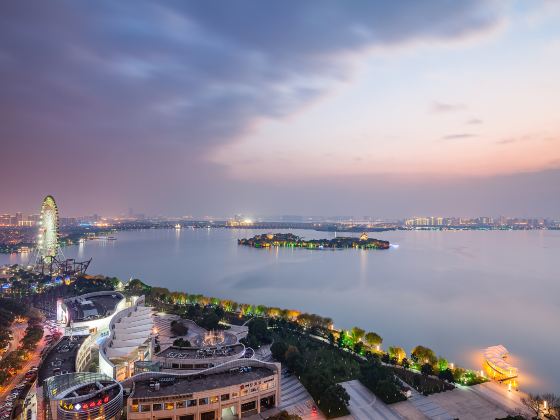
[32,292,281,420]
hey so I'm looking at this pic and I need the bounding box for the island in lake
[238,232,390,250]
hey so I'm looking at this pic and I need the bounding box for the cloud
[431,101,467,113]
[442,133,477,140]
[496,138,517,145]
[466,118,483,124]
[0,0,507,214]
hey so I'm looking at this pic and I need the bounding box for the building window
[209,396,219,404]
[165,402,174,410]
[140,404,151,412]
[199,397,209,405]
[130,404,139,412]
[260,395,275,410]
[201,411,215,420]
[176,401,185,409]
[186,399,197,407]
[231,392,238,398]
[179,416,195,420]
[221,394,230,401]
[241,400,256,413]
[153,403,163,411]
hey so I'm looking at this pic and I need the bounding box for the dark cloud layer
[4,1,554,217]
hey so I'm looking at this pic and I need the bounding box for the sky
[1,0,559,218]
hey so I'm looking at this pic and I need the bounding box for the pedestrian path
[280,372,313,408]
[399,380,453,420]
[340,380,403,420]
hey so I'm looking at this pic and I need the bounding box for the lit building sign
[59,395,110,411]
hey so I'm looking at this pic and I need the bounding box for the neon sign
[60,395,110,411]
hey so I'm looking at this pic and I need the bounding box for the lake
[2,228,559,392]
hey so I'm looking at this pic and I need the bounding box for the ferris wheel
[36,195,60,263]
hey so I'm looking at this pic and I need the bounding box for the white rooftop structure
[105,305,153,359]
[483,345,518,378]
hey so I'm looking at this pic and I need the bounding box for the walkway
[462,382,533,418]
[340,380,403,420]
[395,378,453,420]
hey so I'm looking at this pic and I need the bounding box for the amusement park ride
[34,195,91,277]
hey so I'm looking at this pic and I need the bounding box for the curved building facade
[57,291,126,336]
[100,298,153,380]
[125,358,281,420]
[43,372,123,420]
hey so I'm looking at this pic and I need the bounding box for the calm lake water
[2,228,559,392]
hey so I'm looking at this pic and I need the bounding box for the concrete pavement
[340,380,403,420]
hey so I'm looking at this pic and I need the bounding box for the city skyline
[1,1,560,217]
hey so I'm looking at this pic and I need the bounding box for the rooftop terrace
[65,292,124,322]
[131,366,275,399]
[157,343,244,361]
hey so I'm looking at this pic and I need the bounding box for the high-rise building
[0,214,11,226]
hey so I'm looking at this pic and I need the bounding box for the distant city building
[0,214,11,226]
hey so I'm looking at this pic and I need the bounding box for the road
[0,321,49,404]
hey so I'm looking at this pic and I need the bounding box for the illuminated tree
[350,327,365,343]
[364,332,383,348]
[411,346,437,365]
[388,346,406,362]
[437,357,448,372]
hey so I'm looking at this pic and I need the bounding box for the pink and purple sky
[1,1,559,217]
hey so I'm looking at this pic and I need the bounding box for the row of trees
[128,278,488,391]
[0,300,44,384]
[270,329,353,418]
[135,282,333,330]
